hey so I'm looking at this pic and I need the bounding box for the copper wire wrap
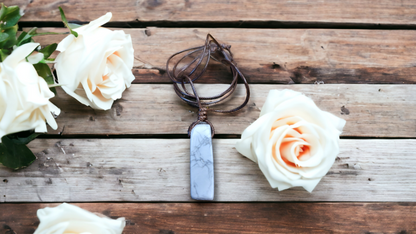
[166,34,251,138]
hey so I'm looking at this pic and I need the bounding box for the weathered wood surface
[1,203,416,233]
[0,139,415,202]
[8,0,416,26]
[32,28,416,84]
[2,0,414,231]
[47,84,416,138]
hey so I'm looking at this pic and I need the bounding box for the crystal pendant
[189,123,214,200]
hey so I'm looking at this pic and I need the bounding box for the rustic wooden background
[1,0,416,233]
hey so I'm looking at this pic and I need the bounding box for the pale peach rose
[34,203,125,234]
[55,12,134,110]
[235,89,346,192]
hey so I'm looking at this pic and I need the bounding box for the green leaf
[33,63,56,94]
[27,27,37,35]
[59,7,78,37]
[16,31,29,45]
[68,23,81,29]
[7,131,40,145]
[0,48,9,61]
[0,4,7,20]
[0,24,17,49]
[17,28,64,47]
[0,133,38,170]
[33,32,63,36]
[16,27,38,46]
[39,43,57,59]
[0,4,21,30]
[0,32,8,43]
[16,30,27,41]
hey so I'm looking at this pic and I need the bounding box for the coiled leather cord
[166,34,250,137]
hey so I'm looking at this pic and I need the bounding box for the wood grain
[0,139,415,202]
[3,0,414,230]
[47,84,416,138]
[32,28,416,84]
[1,203,415,233]
[8,0,416,26]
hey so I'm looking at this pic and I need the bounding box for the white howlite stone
[190,123,214,200]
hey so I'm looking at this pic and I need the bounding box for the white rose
[0,43,60,141]
[34,203,125,234]
[55,12,135,110]
[235,89,346,192]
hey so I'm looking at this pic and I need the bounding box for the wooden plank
[0,139,415,202]
[31,28,416,84]
[47,84,416,138]
[1,203,415,233]
[8,0,416,25]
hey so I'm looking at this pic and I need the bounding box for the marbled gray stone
[190,123,214,200]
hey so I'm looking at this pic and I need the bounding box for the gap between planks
[18,21,416,30]
[0,139,415,202]
[8,0,416,26]
[45,84,416,138]
[31,27,416,84]
[1,202,415,233]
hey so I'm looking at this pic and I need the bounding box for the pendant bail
[188,107,215,138]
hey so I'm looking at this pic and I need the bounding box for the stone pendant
[189,123,214,200]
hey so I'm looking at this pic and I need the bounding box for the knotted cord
[166,34,250,137]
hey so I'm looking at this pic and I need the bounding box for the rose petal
[235,89,345,192]
[27,52,45,64]
[0,42,59,140]
[55,13,134,111]
[3,43,39,68]
[75,12,112,34]
[260,89,303,117]
[34,203,125,234]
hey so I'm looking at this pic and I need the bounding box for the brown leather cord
[166,34,250,138]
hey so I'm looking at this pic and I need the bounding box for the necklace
[167,34,250,200]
